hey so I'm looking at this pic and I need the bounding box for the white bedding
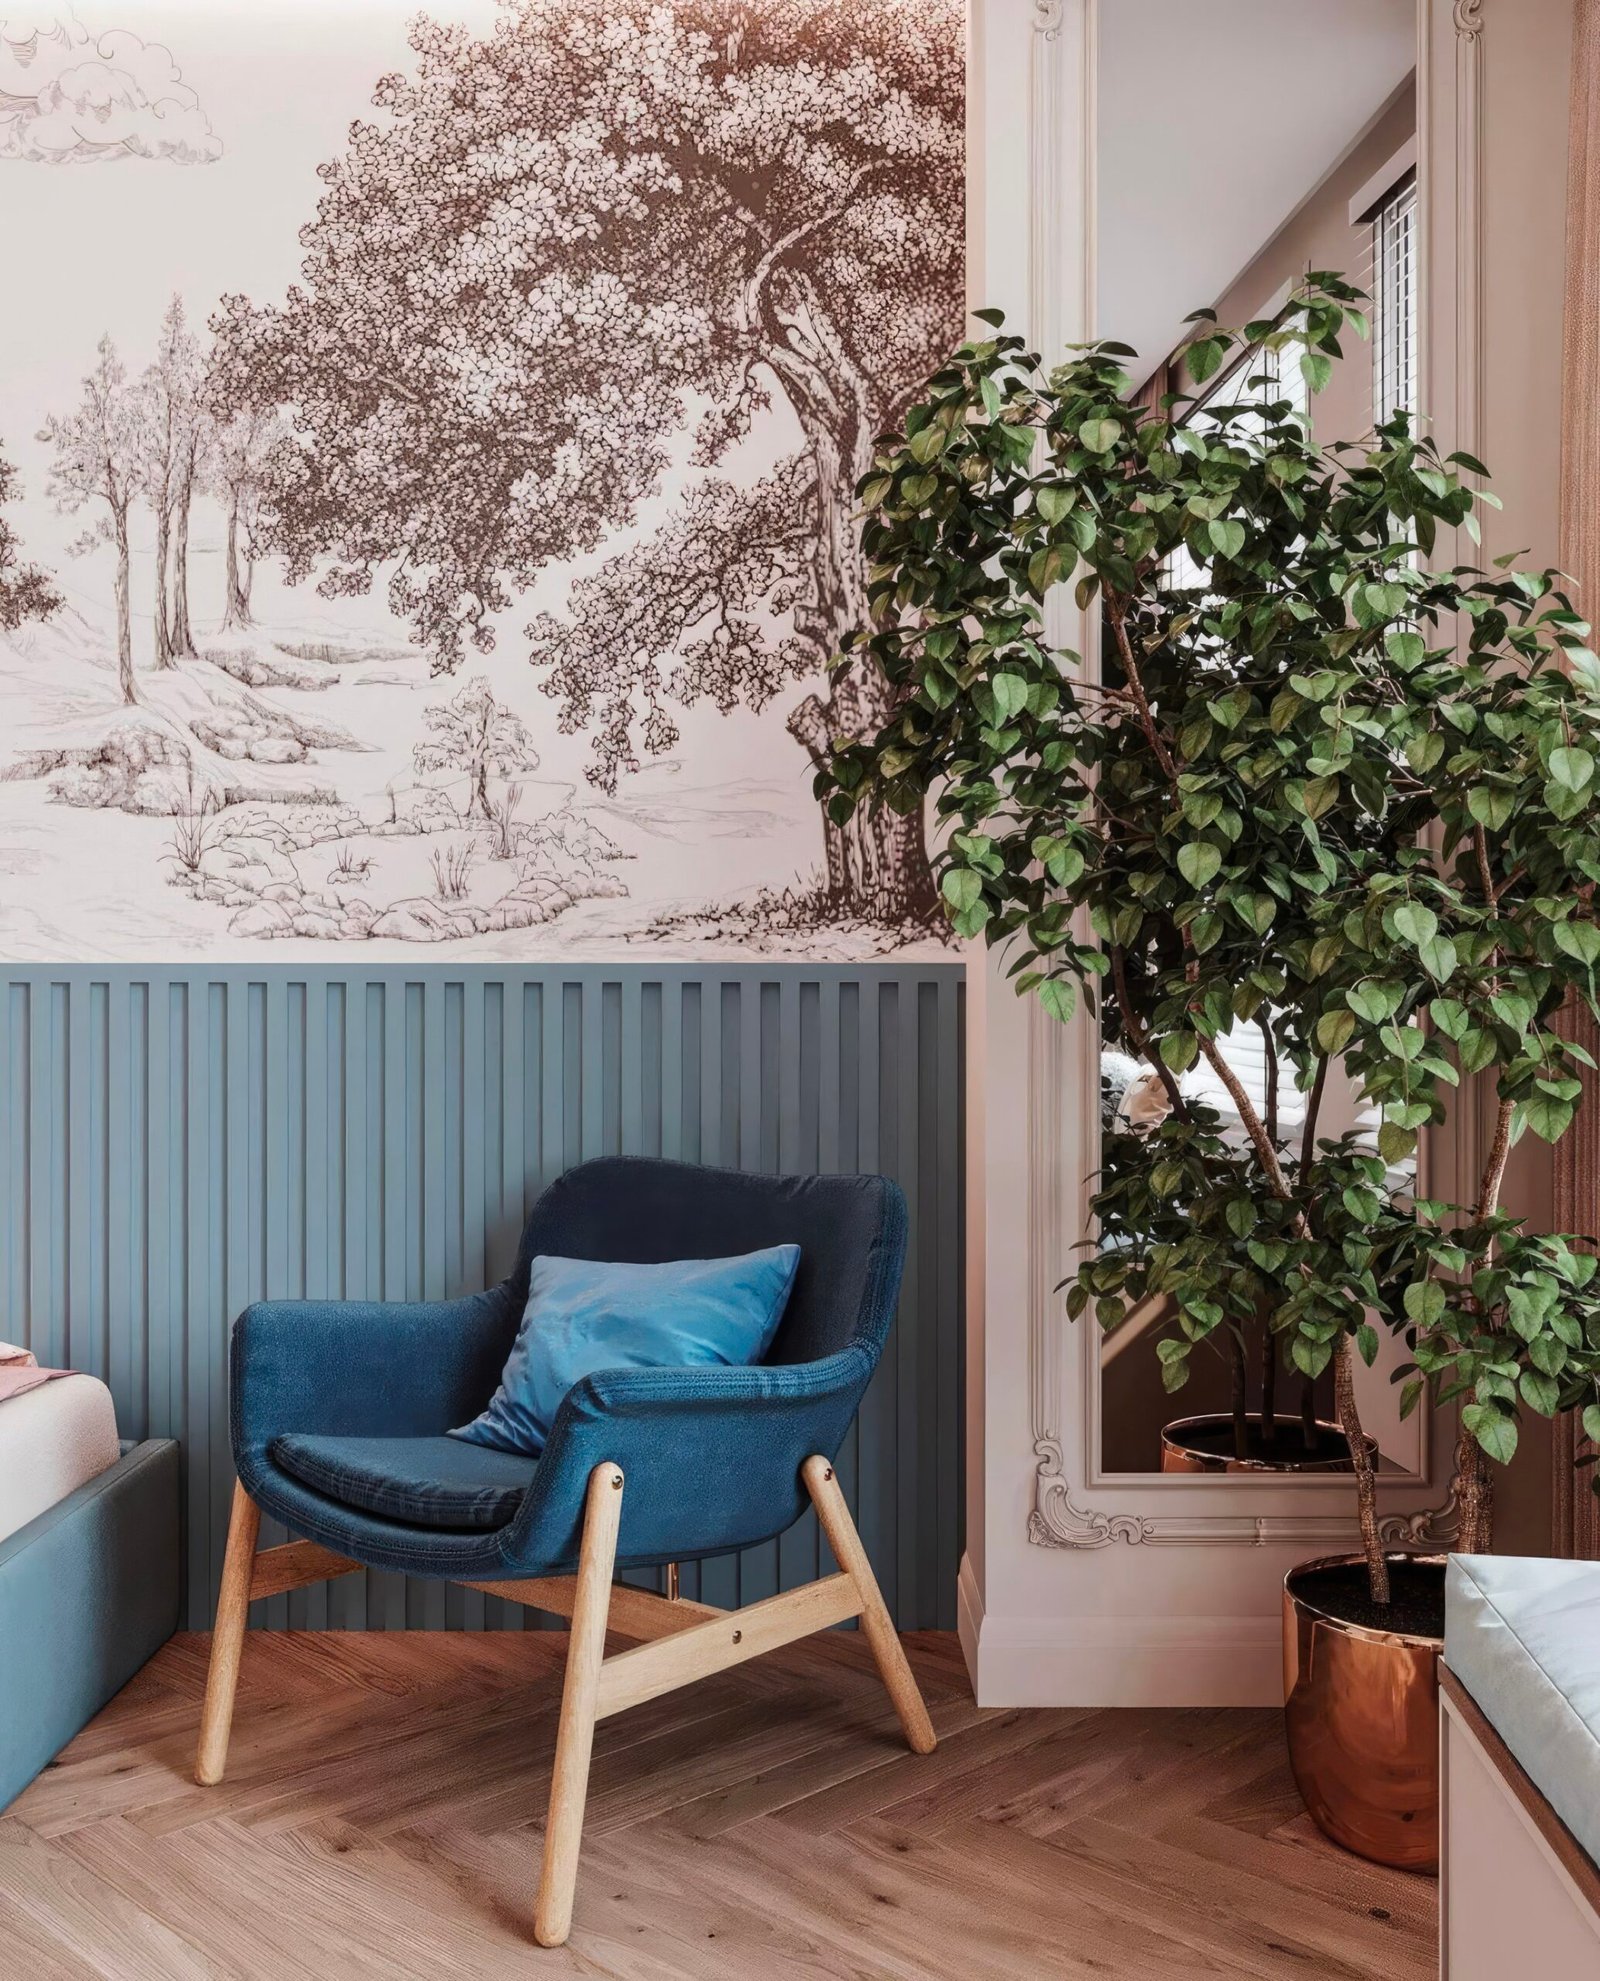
[0,1374,121,1545]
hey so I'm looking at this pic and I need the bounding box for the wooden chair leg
[195,1480,262,1786]
[803,1454,936,1756]
[533,1462,624,1949]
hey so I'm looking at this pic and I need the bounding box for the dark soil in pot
[1288,1555,1446,1638]
[1167,1416,1358,1465]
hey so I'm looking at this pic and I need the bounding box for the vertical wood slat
[0,965,961,1632]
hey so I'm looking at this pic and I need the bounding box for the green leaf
[1462,1401,1519,1467]
[1404,1280,1447,1326]
[1187,337,1224,383]
[1316,1009,1356,1055]
[1036,484,1073,524]
[1520,1369,1561,1417]
[1356,1324,1378,1367]
[1347,980,1402,1025]
[1208,519,1246,561]
[1467,785,1515,832]
[1292,1335,1333,1379]
[1079,418,1120,454]
[1549,745,1595,793]
[1160,1032,1198,1073]
[991,671,1028,721]
[1419,934,1458,983]
[1392,902,1440,948]
[1038,977,1076,1023]
[1584,1405,1600,1446]
[1300,775,1338,820]
[1177,843,1222,889]
[941,868,982,914]
[1554,920,1600,967]
[1523,1092,1576,1143]
[1299,349,1333,395]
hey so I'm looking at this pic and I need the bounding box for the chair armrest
[231,1286,521,1457]
[501,1346,877,1574]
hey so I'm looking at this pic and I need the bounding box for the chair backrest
[512,1157,907,1369]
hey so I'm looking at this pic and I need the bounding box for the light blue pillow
[450,1246,801,1457]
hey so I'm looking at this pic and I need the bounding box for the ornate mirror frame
[1023,0,1485,1554]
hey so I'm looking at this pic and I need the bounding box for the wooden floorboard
[2,1632,1438,1979]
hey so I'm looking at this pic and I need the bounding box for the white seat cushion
[1445,1554,1600,1871]
[0,1375,120,1545]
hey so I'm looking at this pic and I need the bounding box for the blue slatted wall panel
[0,965,964,1630]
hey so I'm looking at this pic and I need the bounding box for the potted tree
[820,276,1600,1867]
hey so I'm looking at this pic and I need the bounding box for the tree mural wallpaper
[0,0,963,958]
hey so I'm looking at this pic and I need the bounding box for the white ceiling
[1096,1,1417,382]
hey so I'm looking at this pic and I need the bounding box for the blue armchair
[194,1156,935,1948]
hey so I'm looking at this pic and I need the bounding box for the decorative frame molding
[1027,0,1482,1551]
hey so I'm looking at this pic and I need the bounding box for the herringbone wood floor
[1,1631,1436,1980]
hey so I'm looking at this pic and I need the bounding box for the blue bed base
[0,1438,181,1812]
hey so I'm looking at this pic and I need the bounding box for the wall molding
[0,963,964,1632]
[961,1551,1284,1706]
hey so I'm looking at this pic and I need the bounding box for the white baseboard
[956,1556,1284,1707]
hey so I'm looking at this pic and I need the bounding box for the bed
[0,1350,180,1811]
[0,1367,121,1545]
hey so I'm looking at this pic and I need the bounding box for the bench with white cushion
[1441,1555,1600,1977]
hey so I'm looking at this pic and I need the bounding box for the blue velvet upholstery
[230,1158,907,1580]
[272,1435,537,1530]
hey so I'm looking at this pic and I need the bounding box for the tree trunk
[1455,1417,1495,1555]
[152,494,173,670]
[1334,1332,1389,1604]
[222,494,253,630]
[170,463,196,657]
[1230,1329,1251,1463]
[470,761,490,820]
[772,318,938,923]
[113,504,135,705]
[1259,1318,1277,1450]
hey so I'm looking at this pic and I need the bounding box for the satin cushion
[450,1246,801,1457]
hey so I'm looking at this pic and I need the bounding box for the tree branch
[1299,1053,1329,1175]
[1195,1033,1299,1208]
[1475,1095,1516,1224]
[1103,590,1178,782]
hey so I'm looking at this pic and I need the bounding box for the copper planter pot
[1160,1412,1375,1475]
[1282,1553,1444,1872]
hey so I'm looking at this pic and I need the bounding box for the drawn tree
[214,0,962,921]
[0,441,60,631]
[413,676,538,821]
[168,343,209,659]
[206,403,284,630]
[39,337,143,703]
[136,296,205,665]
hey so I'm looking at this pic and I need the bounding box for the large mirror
[1093,1,1425,1479]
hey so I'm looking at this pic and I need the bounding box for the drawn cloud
[0,8,220,162]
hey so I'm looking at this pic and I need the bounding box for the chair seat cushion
[270,1434,537,1531]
